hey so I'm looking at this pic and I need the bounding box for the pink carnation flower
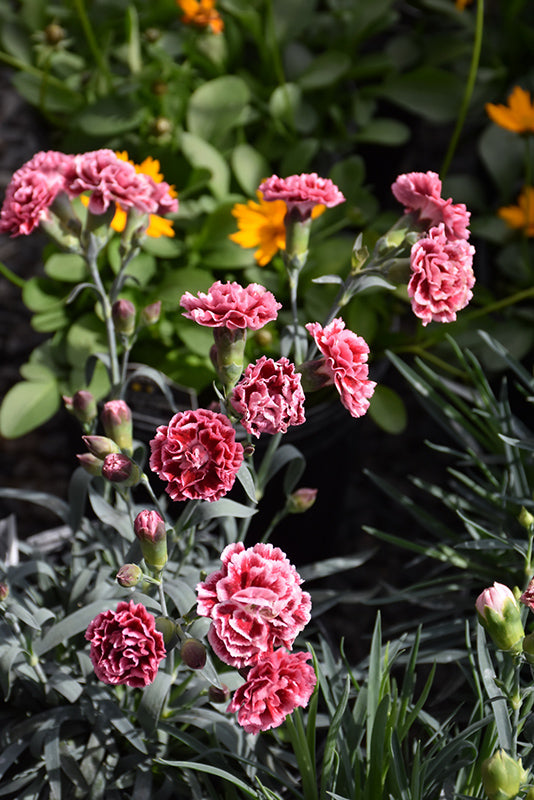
[391,171,470,241]
[85,601,166,688]
[408,223,475,326]
[181,281,281,331]
[0,150,75,237]
[305,318,376,418]
[259,172,345,220]
[231,356,306,438]
[66,149,177,216]
[149,408,244,502]
[228,650,316,734]
[197,542,312,668]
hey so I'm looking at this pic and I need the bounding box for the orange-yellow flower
[114,152,177,238]
[455,0,473,10]
[177,0,224,34]
[485,86,534,134]
[498,187,534,236]
[229,192,325,266]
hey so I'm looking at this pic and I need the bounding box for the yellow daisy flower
[485,86,534,134]
[498,187,534,236]
[176,0,224,34]
[114,152,178,239]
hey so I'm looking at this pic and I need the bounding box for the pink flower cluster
[197,542,316,733]
[149,408,244,502]
[85,601,166,688]
[231,356,306,437]
[391,171,475,325]
[181,281,281,331]
[305,318,376,418]
[409,223,475,326]
[0,148,178,237]
[260,172,345,220]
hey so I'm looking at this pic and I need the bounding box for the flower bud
[140,301,162,326]
[519,507,534,530]
[180,638,207,670]
[476,582,525,653]
[212,327,246,393]
[481,750,528,800]
[134,510,168,571]
[64,390,97,424]
[116,563,143,587]
[297,358,333,393]
[155,616,180,649]
[82,435,120,459]
[101,400,133,453]
[101,453,141,487]
[112,299,136,336]
[76,452,103,476]
[286,487,318,514]
[0,583,9,602]
[208,683,230,704]
[44,22,66,45]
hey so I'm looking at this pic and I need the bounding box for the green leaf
[379,67,463,123]
[187,76,250,144]
[12,71,83,114]
[190,498,257,523]
[22,276,64,312]
[137,670,173,732]
[231,143,270,196]
[0,639,22,700]
[478,125,525,197]
[367,384,407,435]
[156,761,259,798]
[298,51,351,90]
[269,82,302,128]
[65,312,107,366]
[31,306,70,332]
[75,96,146,136]
[44,253,88,283]
[34,600,115,656]
[0,379,60,438]
[355,118,410,146]
[181,131,230,199]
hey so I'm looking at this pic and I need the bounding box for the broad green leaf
[34,600,115,656]
[368,384,407,435]
[12,71,83,114]
[141,236,184,258]
[137,670,173,732]
[31,306,70,332]
[191,498,257,523]
[0,640,22,700]
[44,253,88,283]
[298,51,351,91]
[75,96,145,136]
[355,118,410,146]
[379,67,463,123]
[187,76,250,143]
[478,125,525,196]
[231,144,270,196]
[181,131,230,199]
[65,313,107,366]
[269,82,302,128]
[0,379,60,438]
[22,277,64,312]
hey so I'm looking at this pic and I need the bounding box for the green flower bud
[519,507,534,530]
[64,390,97,424]
[76,452,103,476]
[116,564,143,588]
[481,750,528,800]
[155,617,180,649]
[476,582,524,653]
[134,510,168,572]
[0,583,9,602]
[112,299,136,336]
[101,400,133,453]
[82,435,121,459]
[286,487,318,514]
[208,684,230,704]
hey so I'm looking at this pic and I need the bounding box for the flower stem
[440,0,484,179]
[0,261,25,289]
[72,0,112,91]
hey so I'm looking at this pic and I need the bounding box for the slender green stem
[285,710,318,800]
[288,268,304,363]
[440,0,484,179]
[0,261,25,289]
[260,509,287,543]
[0,49,79,96]
[72,0,112,90]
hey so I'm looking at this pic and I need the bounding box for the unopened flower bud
[0,583,9,602]
[82,435,120,459]
[297,358,333,393]
[212,327,246,393]
[155,616,180,649]
[76,452,103,476]
[519,507,534,530]
[152,116,172,137]
[144,27,161,43]
[44,22,66,45]
[64,390,97,424]
[116,563,143,587]
[152,81,168,96]
[481,750,528,800]
[208,683,230,704]
[476,582,524,653]
[286,487,318,514]
[243,444,255,458]
[112,299,136,336]
[254,328,273,348]
[134,509,168,571]
[102,453,141,487]
[180,638,207,670]
[140,301,162,326]
[101,400,133,453]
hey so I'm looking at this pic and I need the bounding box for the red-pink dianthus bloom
[228,649,316,734]
[391,171,470,241]
[259,172,345,220]
[0,150,75,237]
[408,223,475,326]
[305,318,376,418]
[231,356,306,438]
[149,408,243,502]
[65,149,177,216]
[197,542,312,668]
[181,281,281,331]
[85,601,165,688]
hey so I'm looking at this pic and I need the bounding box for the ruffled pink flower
[149,408,243,502]
[197,542,312,668]
[181,281,281,331]
[259,172,345,220]
[228,650,316,734]
[0,150,75,237]
[65,149,177,216]
[231,356,306,438]
[408,223,475,326]
[391,171,470,241]
[85,601,166,688]
[305,318,376,418]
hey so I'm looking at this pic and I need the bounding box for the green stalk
[285,710,318,800]
[72,0,112,91]
[0,261,25,289]
[440,0,485,179]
